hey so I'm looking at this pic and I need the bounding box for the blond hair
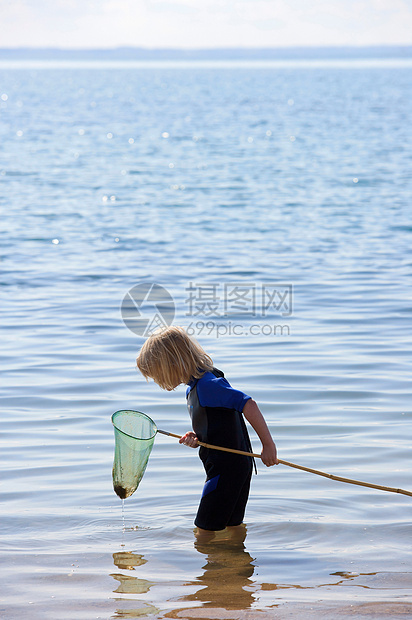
[136,326,214,390]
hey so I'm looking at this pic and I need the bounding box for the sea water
[1,59,412,619]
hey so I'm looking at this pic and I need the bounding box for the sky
[1,0,412,49]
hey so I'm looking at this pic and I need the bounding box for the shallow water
[1,60,412,619]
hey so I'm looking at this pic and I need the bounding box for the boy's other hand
[179,431,199,448]
[261,442,279,467]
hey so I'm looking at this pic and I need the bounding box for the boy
[137,326,278,538]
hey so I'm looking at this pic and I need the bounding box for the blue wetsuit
[186,368,254,531]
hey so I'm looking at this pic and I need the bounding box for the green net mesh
[112,410,157,499]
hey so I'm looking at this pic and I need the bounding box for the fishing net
[112,410,157,499]
[111,410,412,502]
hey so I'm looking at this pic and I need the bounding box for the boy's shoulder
[198,369,230,387]
[195,369,251,411]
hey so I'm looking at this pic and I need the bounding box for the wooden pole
[157,429,412,498]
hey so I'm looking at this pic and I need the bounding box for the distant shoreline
[0,45,411,61]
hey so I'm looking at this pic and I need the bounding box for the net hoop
[111,410,158,441]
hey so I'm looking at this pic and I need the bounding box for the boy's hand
[261,441,279,467]
[179,431,199,448]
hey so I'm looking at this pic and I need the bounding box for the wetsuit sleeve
[197,375,251,412]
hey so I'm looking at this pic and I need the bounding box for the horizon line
[0,44,411,62]
[1,44,411,51]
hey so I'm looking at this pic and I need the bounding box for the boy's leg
[194,527,216,543]
[226,469,252,527]
[194,457,252,532]
[226,523,247,543]
[195,523,246,544]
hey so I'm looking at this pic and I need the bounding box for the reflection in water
[111,551,158,618]
[112,602,159,619]
[113,551,147,571]
[180,526,256,611]
[109,542,412,619]
[111,551,153,594]
[111,530,258,619]
[111,573,154,595]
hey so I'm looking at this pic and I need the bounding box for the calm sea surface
[1,60,412,619]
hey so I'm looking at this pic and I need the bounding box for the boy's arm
[242,399,279,467]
